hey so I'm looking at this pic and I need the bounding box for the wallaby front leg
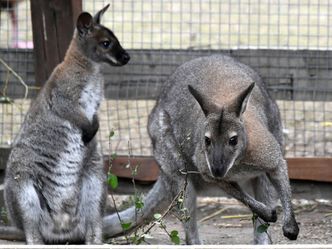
[52,93,98,144]
[251,175,277,244]
[268,159,299,240]
[217,181,277,223]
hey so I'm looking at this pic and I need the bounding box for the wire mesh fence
[0,0,331,159]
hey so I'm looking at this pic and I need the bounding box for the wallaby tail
[103,177,171,238]
[0,226,25,241]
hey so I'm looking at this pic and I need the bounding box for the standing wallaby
[2,5,130,244]
[103,55,299,244]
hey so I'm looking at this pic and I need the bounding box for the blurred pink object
[13,40,33,49]
[0,0,33,48]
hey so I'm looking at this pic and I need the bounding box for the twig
[221,214,252,219]
[294,204,318,214]
[0,57,29,99]
[199,207,228,223]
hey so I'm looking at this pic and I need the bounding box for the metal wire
[84,0,332,158]
[0,0,34,147]
[0,0,331,158]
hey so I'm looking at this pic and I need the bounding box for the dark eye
[205,136,211,147]
[229,136,238,146]
[100,40,111,48]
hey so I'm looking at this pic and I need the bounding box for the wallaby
[103,55,299,244]
[1,5,130,244]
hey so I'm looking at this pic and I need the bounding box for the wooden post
[30,0,82,86]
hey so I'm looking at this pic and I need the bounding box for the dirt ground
[0,196,331,245]
[106,197,332,245]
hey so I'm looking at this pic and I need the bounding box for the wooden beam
[104,156,160,183]
[287,157,332,182]
[106,156,332,183]
[30,0,82,86]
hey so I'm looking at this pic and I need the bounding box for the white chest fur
[79,77,103,122]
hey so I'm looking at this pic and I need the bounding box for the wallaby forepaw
[259,207,277,223]
[270,209,277,222]
[282,222,299,240]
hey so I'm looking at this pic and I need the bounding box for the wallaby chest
[79,74,103,122]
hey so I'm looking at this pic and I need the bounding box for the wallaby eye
[205,136,211,147]
[229,136,238,146]
[100,40,111,49]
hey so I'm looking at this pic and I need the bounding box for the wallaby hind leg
[251,174,277,244]
[80,146,106,244]
[5,178,44,244]
[267,159,299,240]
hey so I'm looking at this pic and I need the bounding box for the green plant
[107,130,189,245]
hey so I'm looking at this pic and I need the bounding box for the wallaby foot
[252,174,277,244]
[268,160,299,240]
[282,217,299,240]
[0,226,25,241]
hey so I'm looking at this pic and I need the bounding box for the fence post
[30,0,82,87]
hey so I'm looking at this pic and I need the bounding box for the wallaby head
[188,82,255,178]
[75,4,130,66]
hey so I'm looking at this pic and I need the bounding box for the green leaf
[257,223,270,233]
[107,173,118,189]
[135,197,144,210]
[121,222,132,231]
[0,96,11,104]
[154,213,162,220]
[170,230,178,237]
[111,153,117,160]
[109,130,115,138]
[170,230,180,245]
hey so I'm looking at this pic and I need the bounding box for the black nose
[121,53,130,63]
[212,166,227,178]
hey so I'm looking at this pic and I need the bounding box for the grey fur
[3,6,129,245]
[103,55,299,244]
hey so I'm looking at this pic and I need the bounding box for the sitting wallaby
[103,55,299,244]
[2,5,130,244]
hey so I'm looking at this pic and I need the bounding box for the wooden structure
[30,0,82,86]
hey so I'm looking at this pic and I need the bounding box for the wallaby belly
[6,118,88,242]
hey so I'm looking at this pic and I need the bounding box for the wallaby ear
[188,85,219,116]
[93,4,110,24]
[76,12,93,36]
[228,82,255,117]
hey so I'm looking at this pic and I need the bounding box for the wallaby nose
[212,166,227,178]
[121,53,130,64]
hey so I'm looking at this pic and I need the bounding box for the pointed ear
[76,12,93,36]
[188,85,219,116]
[228,82,255,117]
[93,4,110,24]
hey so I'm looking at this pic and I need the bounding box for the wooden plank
[30,0,82,86]
[107,156,332,183]
[1,49,332,100]
[104,156,160,183]
[0,150,331,182]
[287,157,332,183]
[102,49,332,101]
